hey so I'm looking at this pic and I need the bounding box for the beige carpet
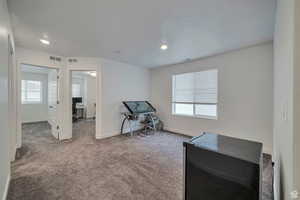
[8,120,273,200]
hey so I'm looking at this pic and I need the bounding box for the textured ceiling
[8,0,276,68]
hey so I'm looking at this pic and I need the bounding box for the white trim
[68,66,100,140]
[95,126,146,140]
[172,113,218,120]
[273,159,280,200]
[2,173,10,200]
[95,128,144,140]
[164,127,198,137]
[10,150,16,162]
[172,102,217,105]
[273,180,278,200]
[96,132,120,140]
[172,103,218,120]
[22,120,49,124]
[21,101,43,105]
[16,61,61,148]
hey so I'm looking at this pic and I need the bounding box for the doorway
[71,70,97,140]
[20,64,60,148]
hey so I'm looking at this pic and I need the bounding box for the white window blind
[72,83,81,97]
[172,69,218,119]
[21,80,42,104]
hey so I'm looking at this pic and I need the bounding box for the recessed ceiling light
[40,39,50,45]
[43,33,49,39]
[160,44,168,50]
[87,71,96,77]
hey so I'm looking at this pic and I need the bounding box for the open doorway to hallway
[71,71,97,140]
[19,64,60,155]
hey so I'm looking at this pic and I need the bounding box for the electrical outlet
[291,190,299,199]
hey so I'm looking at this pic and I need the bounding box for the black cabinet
[183,132,262,200]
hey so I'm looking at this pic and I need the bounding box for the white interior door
[48,69,59,139]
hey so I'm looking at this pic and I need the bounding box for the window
[22,80,42,104]
[72,83,81,97]
[172,69,218,119]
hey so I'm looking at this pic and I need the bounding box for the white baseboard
[22,120,48,124]
[95,126,144,140]
[164,127,194,137]
[59,133,72,141]
[273,182,279,200]
[96,132,120,140]
[10,147,16,162]
[273,160,280,200]
[2,173,10,200]
[164,127,273,155]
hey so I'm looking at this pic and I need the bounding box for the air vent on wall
[50,56,62,62]
[68,58,78,63]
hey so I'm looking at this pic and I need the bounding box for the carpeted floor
[8,120,273,200]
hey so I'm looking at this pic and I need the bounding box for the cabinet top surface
[184,132,263,164]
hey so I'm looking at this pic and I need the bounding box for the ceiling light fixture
[87,72,96,77]
[43,33,49,39]
[40,39,50,45]
[160,44,168,50]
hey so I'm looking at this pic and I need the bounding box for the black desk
[183,132,262,200]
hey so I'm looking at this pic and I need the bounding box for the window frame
[171,70,218,120]
[172,102,218,120]
[21,80,43,104]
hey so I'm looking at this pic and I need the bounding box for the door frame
[47,68,60,139]
[16,62,60,147]
[8,35,17,161]
[68,67,99,139]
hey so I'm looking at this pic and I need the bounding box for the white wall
[21,72,48,123]
[0,0,15,199]
[273,1,295,199]
[15,48,151,141]
[294,0,300,195]
[101,59,150,137]
[64,58,151,140]
[273,0,300,198]
[151,43,273,154]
